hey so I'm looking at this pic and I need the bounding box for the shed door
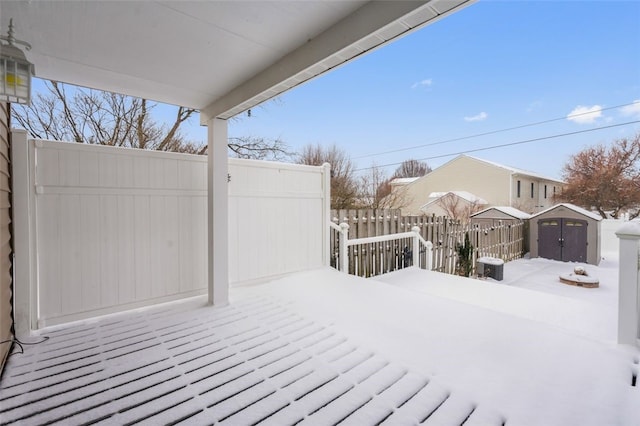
[538,219,562,261]
[562,219,588,262]
[537,218,588,262]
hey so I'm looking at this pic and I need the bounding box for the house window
[553,186,556,195]
[544,185,547,199]
[530,182,534,198]
[517,180,521,198]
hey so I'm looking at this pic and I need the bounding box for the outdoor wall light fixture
[0,19,35,104]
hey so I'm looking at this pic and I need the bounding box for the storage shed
[529,203,601,265]
[470,206,531,227]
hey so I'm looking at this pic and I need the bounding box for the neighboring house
[388,154,565,215]
[420,191,487,221]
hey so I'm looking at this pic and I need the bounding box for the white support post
[322,163,331,267]
[339,223,349,273]
[411,226,420,267]
[616,222,640,346]
[425,241,433,271]
[10,129,35,337]
[207,118,229,306]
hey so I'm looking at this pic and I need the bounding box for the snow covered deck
[1,264,639,425]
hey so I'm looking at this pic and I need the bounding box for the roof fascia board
[201,0,474,122]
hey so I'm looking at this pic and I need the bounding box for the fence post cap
[616,222,640,239]
[425,241,433,249]
[411,226,420,233]
[339,222,350,230]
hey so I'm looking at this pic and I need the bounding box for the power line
[354,120,640,172]
[353,101,640,160]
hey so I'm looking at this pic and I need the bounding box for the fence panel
[331,209,526,277]
[14,139,329,329]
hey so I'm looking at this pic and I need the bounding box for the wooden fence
[330,209,526,277]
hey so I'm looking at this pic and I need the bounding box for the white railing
[331,223,433,277]
[616,222,640,347]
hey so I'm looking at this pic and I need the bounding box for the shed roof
[471,206,531,220]
[530,203,602,221]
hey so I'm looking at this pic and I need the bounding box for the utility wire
[354,120,640,172]
[354,101,640,159]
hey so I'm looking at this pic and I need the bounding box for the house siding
[394,156,512,215]
[0,103,12,374]
[511,176,562,214]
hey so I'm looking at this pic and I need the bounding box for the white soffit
[0,0,475,121]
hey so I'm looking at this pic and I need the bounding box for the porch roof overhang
[0,0,475,122]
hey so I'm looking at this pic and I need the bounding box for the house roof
[390,177,421,185]
[530,203,602,221]
[428,191,488,204]
[0,1,475,120]
[440,154,564,184]
[420,190,488,211]
[471,206,532,220]
[461,155,565,184]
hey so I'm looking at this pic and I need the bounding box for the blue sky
[218,0,640,181]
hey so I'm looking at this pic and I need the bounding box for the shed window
[530,182,534,198]
[517,180,521,198]
[544,185,547,199]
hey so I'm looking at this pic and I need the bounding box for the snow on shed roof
[530,203,602,221]
[390,177,420,185]
[471,206,532,220]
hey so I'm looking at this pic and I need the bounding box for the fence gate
[538,218,588,262]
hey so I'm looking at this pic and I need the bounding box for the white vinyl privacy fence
[12,135,330,331]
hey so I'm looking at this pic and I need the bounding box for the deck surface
[0,293,504,426]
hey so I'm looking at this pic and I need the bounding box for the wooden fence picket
[330,209,527,277]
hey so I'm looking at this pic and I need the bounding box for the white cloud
[620,100,640,119]
[411,79,433,89]
[464,112,488,122]
[566,105,602,124]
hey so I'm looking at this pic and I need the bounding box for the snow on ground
[373,256,618,343]
[234,263,640,426]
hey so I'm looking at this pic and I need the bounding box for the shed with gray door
[529,203,601,265]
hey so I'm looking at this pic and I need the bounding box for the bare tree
[358,163,412,209]
[560,133,640,218]
[12,80,292,159]
[13,80,198,152]
[392,159,431,178]
[436,192,483,223]
[227,136,292,161]
[297,144,358,209]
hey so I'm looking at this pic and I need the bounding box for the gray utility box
[477,257,504,281]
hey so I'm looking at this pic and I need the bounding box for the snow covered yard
[1,263,639,425]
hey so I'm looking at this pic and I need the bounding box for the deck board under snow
[0,293,504,426]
